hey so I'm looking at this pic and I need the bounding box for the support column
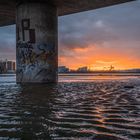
[16,2,58,83]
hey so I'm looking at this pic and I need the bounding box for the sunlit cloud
[0,1,140,70]
[58,1,140,70]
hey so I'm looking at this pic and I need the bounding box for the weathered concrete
[0,0,135,26]
[16,3,58,83]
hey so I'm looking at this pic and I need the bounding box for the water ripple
[0,75,140,139]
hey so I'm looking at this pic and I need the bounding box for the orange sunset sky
[58,1,140,70]
[59,44,140,70]
[0,1,140,71]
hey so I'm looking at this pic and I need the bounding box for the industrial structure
[0,0,134,83]
[0,59,16,73]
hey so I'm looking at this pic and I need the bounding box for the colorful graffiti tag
[17,41,57,82]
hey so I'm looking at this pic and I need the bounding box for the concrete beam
[0,0,135,26]
[57,0,135,16]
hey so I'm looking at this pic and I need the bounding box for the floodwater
[0,74,140,140]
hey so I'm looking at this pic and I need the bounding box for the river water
[0,74,140,140]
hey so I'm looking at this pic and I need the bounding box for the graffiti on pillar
[17,41,57,82]
[17,18,57,82]
[22,19,36,43]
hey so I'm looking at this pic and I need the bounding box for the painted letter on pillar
[22,19,36,43]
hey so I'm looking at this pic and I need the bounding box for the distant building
[13,62,16,71]
[58,66,69,73]
[77,66,89,72]
[0,60,6,73]
[0,59,16,73]
[7,61,13,72]
[0,62,3,73]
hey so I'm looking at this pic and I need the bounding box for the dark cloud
[0,1,140,62]
[58,0,140,57]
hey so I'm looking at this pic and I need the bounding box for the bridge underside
[0,0,134,26]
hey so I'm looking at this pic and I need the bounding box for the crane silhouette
[109,65,115,71]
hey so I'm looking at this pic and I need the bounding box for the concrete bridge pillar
[16,2,58,83]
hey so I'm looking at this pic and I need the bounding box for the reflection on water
[0,74,140,140]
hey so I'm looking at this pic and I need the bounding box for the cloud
[96,61,117,65]
[0,1,140,70]
[58,0,140,50]
[58,0,140,69]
